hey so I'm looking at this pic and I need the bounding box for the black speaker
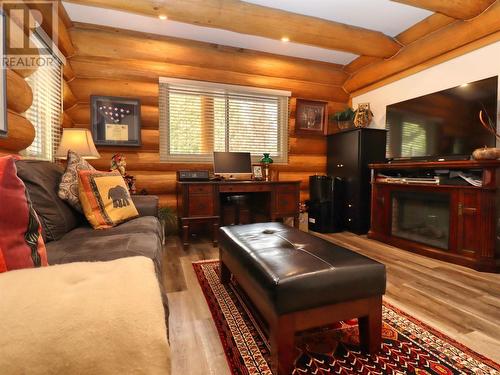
[308,176,344,233]
[309,175,332,202]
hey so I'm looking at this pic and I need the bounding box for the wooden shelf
[370,160,500,170]
[373,181,496,191]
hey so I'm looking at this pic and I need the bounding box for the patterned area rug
[193,260,500,375]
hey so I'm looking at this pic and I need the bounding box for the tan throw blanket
[0,257,171,374]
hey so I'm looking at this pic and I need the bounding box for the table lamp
[54,128,101,160]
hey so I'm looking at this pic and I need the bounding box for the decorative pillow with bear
[78,170,139,229]
[58,150,95,212]
[0,156,48,272]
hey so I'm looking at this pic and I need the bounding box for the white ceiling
[243,0,433,37]
[62,1,432,65]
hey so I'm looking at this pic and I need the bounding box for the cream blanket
[0,257,171,375]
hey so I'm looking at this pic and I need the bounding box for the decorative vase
[260,153,274,181]
[472,147,500,160]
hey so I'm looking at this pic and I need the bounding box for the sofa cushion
[0,256,171,374]
[58,150,95,212]
[56,216,163,240]
[46,217,163,278]
[15,160,82,242]
[0,156,48,272]
[79,170,139,229]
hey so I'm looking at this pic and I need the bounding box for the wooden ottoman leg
[212,221,219,248]
[270,315,296,375]
[220,259,231,284]
[358,297,383,354]
[181,219,190,250]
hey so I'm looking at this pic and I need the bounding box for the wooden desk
[176,181,301,249]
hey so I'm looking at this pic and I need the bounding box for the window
[159,78,290,163]
[23,32,63,161]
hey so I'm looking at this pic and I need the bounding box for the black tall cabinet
[327,128,387,234]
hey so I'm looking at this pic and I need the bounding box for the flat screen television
[386,76,498,161]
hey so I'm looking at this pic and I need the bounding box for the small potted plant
[158,207,177,244]
[330,107,355,131]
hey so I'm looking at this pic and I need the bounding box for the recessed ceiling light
[281,36,290,42]
[158,14,168,20]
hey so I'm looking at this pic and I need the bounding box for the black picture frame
[91,95,141,147]
[0,11,7,138]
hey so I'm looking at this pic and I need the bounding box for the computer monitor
[213,151,252,180]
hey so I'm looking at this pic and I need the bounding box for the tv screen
[386,76,498,161]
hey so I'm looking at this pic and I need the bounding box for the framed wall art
[294,99,327,136]
[91,96,141,147]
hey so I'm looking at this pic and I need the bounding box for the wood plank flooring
[163,232,500,374]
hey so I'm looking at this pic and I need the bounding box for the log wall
[65,24,350,209]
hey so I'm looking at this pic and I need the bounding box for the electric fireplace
[391,191,450,250]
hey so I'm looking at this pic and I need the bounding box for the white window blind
[23,33,63,161]
[159,78,290,163]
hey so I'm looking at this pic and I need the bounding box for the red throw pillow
[0,251,6,273]
[0,156,48,272]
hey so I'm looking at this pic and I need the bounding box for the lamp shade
[55,128,101,160]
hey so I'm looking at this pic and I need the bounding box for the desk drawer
[275,192,298,215]
[219,184,271,193]
[188,184,213,195]
[276,184,298,193]
[188,195,214,216]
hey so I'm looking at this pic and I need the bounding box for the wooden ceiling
[61,0,500,94]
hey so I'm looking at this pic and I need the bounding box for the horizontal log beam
[0,111,36,152]
[63,61,76,82]
[344,2,500,93]
[89,152,326,173]
[65,0,400,57]
[69,24,348,86]
[391,0,496,20]
[395,13,455,45]
[157,194,177,209]
[343,56,382,75]
[62,112,74,128]
[349,30,500,97]
[344,14,458,76]
[6,69,33,113]
[63,80,78,109]
[68,79,158,106]
[66,103,159,129]
[69,57,349,102]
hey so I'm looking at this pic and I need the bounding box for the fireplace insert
[391,191,450,250]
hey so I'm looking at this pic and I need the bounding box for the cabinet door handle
[458,202,463,216]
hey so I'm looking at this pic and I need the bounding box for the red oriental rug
[193,260,500,375]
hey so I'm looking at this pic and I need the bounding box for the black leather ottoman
[219,222,386,375]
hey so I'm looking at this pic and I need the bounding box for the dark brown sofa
[14,160,168,321]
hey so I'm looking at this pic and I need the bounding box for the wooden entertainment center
[369,160,499,272]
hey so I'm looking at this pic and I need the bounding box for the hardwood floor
[163,232,500,374]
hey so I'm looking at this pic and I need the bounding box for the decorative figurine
[110,153,137,194]
[353,103,373,128]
